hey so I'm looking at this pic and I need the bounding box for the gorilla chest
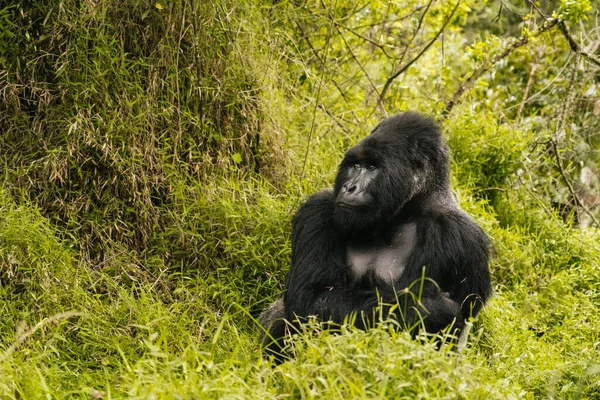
[346,222,417,283]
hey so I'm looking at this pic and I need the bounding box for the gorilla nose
[338,183,370,208]
[344,183,357,194]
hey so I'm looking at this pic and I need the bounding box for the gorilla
[259,112,492,362]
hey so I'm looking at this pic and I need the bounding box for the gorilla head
[333,112,450,236]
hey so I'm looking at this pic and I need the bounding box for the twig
[556,52,578,133]
[550,140,600,227]
[317,104,351,136]
[527,0,600,68]
[550,51,600,227]
[378,1,460,109]
[377,0,435,111]
[503,54,572,112]
[516,63,538,119]
[299,1,337,183]
[173,0,189,165]
[334,21,393,59]
[443,17,560,116]
[557,21,600,68]
[294,20,354,108]
[395,0,434,74]
[351,5,427,30]
[331,17,380,97]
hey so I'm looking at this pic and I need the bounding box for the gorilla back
[260,112,492,362]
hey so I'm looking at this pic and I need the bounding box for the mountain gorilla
[259,112,492,362]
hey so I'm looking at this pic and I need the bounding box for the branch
[395,0,434,71]
[443,17,560,116]
[550,139,600,228]
[334,21,393,59]
[297,13,335,183]
[527,0,600,67]
[351,5,428,30]
[331,17,380,97]
[550,52,600,228]
[294,20,353,106]
[516,63,538,119]
[556,51,579,134]
[317,104,352,135]
[378,0,460,107]
[557,21,600,68]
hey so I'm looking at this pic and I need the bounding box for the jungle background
[1,0,599,398]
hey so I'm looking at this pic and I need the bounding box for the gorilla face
[334,156,378,210]
[333,112,449,236]
[333,137,412,236]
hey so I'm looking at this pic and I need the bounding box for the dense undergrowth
[1,0,599,398]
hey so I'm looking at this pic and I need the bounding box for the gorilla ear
[412,167,429,195]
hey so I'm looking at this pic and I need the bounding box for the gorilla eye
[367,165,376,171]
[353,163,361,170]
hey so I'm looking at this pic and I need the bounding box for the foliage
[0,0,599,398]
[0,0,287,260]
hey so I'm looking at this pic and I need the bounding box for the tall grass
[0,0,598,398]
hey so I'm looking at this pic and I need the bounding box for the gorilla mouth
[336,201,362,210]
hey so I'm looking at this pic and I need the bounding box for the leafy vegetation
[0,0,599,398]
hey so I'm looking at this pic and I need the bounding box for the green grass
[1,179,599,398]
[1,0,599,398]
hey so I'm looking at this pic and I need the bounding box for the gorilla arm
[259,190,364,361]
[394,210,492,324]
[284,190,376,328]
[259,191,357,361]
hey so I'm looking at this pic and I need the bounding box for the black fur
[260,112,492,362]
